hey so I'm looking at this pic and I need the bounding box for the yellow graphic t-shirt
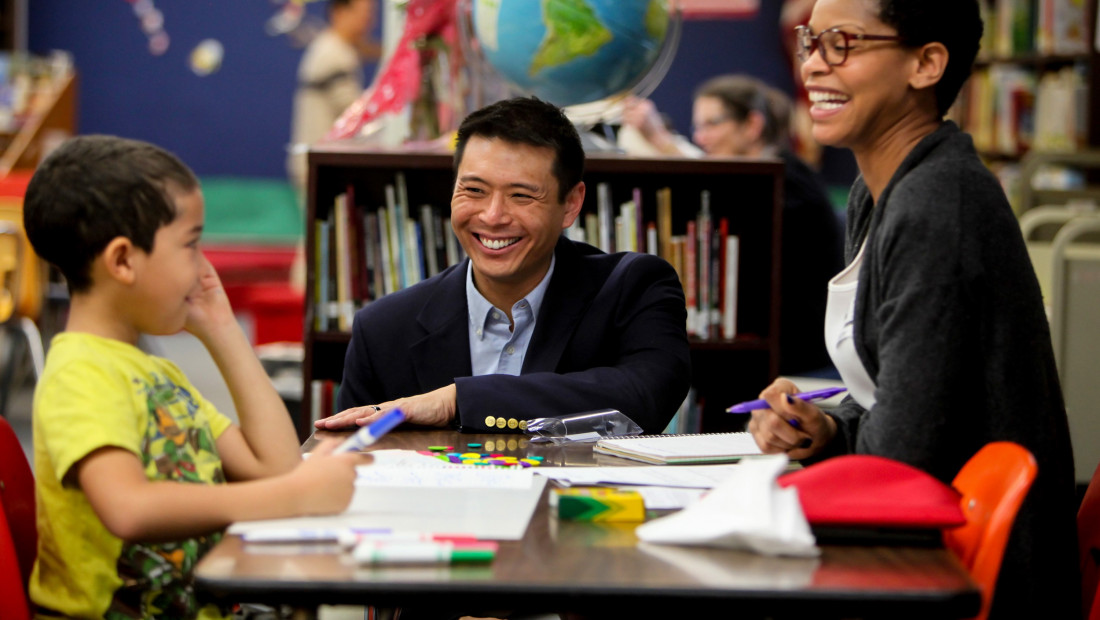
[30,333,233,619]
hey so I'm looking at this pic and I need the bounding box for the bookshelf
[301,144,783,439]
[951,0,1100,210]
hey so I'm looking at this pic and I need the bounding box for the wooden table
[193,430,981,618]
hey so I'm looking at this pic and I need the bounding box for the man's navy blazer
[337,236,691,434]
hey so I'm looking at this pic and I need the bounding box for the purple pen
[725,386,847,414]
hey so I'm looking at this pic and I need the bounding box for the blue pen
[334,409,407,453]
[725,387,847,414]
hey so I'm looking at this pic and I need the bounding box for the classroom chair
[1019,203,1097,311]
[1048,214,1100,487]
[0,416,35,619]
[943,441,1038,620]
[1079,460,1100,619]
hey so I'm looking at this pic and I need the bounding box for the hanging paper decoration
[126,0,170,56]
[326,0,461,141]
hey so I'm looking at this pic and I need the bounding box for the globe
[469,0,677,110]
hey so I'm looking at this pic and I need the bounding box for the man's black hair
[453,96,584,203]
[23,134,199,293]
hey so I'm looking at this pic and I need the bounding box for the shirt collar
[466,255,556,332]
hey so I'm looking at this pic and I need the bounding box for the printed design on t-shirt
[102,372,229,619]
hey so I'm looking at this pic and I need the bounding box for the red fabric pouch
[779,454,966,529]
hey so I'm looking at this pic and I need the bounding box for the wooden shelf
[0,71,78,176]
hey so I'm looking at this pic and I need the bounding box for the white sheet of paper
[229,454,546,541]
[536,464,741,488]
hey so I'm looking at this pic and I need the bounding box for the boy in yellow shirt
[22,135,360,619]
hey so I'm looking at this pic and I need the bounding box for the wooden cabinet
[300,144,783,439]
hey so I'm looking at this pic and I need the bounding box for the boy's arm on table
[75,441,358,542]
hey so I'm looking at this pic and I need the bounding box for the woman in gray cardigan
[747,0,1079,617]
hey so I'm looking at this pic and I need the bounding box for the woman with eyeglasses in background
[622,76,844,374]
[746,1,1078,617]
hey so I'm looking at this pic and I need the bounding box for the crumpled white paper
[635,454,819,557]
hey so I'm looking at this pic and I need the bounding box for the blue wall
[28,2,852,183]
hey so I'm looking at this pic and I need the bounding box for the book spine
[597,182,613,253]
[646,222,658,256]
[333,193,352,331]
[685,220,697,337]
[657,187,672,261]
[420,204,439,277]
[724,234,739,339]
[709,217,721,340]
[444,218,461,267]
[317,217,331,331]
[696,192,712,339]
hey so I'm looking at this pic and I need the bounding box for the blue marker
[725,387,847,414]
[334,409,406,453]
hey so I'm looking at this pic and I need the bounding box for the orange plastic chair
[1079,459,1100,619]
[943,441,1038,620]
[0,416,35,619]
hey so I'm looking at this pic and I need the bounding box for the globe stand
[578,125,624,154]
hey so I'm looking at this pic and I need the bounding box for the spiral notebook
[594,432,764,465]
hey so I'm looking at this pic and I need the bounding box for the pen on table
[352,540,498,565]
[334,409,407,453]
[725,387,847,414]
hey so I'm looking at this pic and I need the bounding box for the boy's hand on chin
[184,255,236,339]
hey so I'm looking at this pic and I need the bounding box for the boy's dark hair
[23,135,199,294]
[453,96,584,203]
[876,0,983,116]
[694,74,789,147]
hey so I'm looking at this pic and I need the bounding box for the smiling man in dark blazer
[315,97,691,435]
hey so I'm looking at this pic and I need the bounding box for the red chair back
[1079,459,1100,619]
[0,416,35,618]
[942,441,1037,620]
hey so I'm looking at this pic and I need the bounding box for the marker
[334,409,406,453]
[725,387,847,414]
[352,540,498,565]
[241,527,390,544]
[342,532,480,547]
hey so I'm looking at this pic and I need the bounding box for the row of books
[951,64,1087,156]
[564,184,740,340]
[314,176,742,340]
[313,173,467,331]
[981,0,1091,57]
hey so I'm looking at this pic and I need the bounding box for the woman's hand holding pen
[747,378,837,460]
[315,384,457,430]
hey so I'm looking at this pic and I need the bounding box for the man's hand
[746,378,837,460]
[315,384,458,429]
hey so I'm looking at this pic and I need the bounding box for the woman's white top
[824,240,878,409]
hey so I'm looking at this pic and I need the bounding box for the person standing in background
[623,76,843,374]
[287,0,380,193]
